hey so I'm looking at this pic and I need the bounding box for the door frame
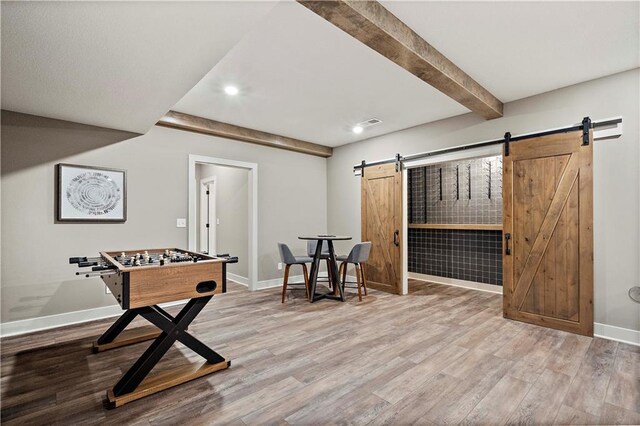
[402,145,503,296]
[199,175,216,255]
[188,155,258,291]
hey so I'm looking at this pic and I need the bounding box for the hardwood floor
[1,280,638,425]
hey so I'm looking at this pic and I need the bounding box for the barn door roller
[582,116,592,145]
[504,132,511,157]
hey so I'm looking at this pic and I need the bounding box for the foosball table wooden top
[100,248,224,272]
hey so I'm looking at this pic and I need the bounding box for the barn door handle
[505,233,511,255]
[393,230,400,246]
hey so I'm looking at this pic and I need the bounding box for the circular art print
[58,164,126,221]
[66,172,121,216]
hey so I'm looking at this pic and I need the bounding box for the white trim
[189,155,259,291]
[595,322,640,347]
[227,273,249,286]
[256,274,354,292]
[0,300,185,338]
[255,275,303,290]
[592,117,623,141]
[404,145,502,169]
[408,272,503,295]
[401,167,409,295]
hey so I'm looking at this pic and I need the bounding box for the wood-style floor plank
[562,338,619,417]
[461,374,531,425]
[507,368,572,425]
[1,280,638,425]
[605,345,640,413]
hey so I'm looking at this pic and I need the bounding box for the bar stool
[278,243,312,303]
[307,240,334,289]
[337,242,372,302]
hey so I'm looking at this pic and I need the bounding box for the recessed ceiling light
[352,125,363,134]
[224,85,239,96]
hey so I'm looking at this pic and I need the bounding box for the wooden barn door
[361,163,402,294]
[503,130,593,336]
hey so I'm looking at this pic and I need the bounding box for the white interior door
[200,177,216,254]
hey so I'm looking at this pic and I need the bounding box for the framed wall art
[56,163,127,222]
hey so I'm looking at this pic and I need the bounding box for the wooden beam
[157,111,333,158]
[298,1,503,120]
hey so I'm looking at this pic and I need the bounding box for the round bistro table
[298,235,352,302]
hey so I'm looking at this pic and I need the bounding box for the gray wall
[1,111,327,323]
[195,163,249,278]
[327,68,640,332]
[2,69,638,333]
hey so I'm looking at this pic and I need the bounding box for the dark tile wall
[409,166,427,223]
[408,229,503,285]
[408,155,503,224]
[408,155,503,286]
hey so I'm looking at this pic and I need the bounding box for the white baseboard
[254,275,307,290]
[254,273,337,291]
[228,274,285,290]
[595,323,640,346]
[408,272,503,295]
[0,300,185,338]
[227,273,249,286]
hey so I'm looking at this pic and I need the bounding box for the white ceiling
[381,1,640,103]
[171,1,470,147]
[174,1,639,147]
[1,1,277,133]
[2,1,638,146]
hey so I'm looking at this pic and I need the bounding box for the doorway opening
[199,175,217,255]
[188,155,258,290]
[403,145,504,295]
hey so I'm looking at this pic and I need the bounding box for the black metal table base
[95,295,227,400]
[308,240,344,303]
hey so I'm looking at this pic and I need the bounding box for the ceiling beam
[157,111,333,158]
[298,0,503,119]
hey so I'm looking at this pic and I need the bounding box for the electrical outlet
[278,262,283,270]
[105,285,111,294]
[176,218,187,228]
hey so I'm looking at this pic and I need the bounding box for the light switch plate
[176,218,187,228]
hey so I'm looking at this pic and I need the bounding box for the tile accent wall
[408,229,503,285]
[408,155,503,286]
[409,155,503,224]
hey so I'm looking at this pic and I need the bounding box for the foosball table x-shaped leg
[96,296,230,407]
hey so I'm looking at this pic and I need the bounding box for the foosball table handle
[196,280,217,293]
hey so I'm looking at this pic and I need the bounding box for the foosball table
[70,248,237,408]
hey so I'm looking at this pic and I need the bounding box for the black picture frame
[56,163,127,223]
